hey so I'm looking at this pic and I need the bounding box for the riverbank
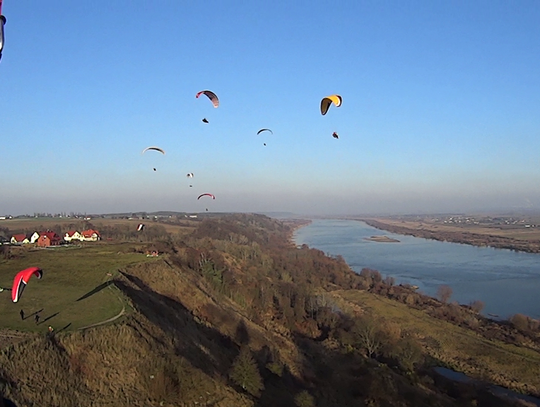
[283,218,312,245]
[360,218,540,253]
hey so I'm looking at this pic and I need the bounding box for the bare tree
[469,300,485,313]
[436,285,452,303]
[353,315,383,358]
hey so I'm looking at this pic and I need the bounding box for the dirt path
[78,305,126,330]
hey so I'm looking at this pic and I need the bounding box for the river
[293,219,540,320]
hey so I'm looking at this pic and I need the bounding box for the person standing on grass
[20,309,24,320]
[34,313,40,324]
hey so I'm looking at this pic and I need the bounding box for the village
[0,229,101,247]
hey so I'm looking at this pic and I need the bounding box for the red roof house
[37,231,61,247]
[81,229,101,241]
[10,234,29,244]
[64,230,83,242]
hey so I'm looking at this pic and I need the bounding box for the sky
[0,0,539,216]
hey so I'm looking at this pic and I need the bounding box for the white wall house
[29,232,40,244]
[64,230,83,242]
[81,229,101,241]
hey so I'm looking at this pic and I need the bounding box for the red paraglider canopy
[196,90,219,108]
[12,267,42,303]
[197,193,215,200]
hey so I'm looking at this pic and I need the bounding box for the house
[29,232,41,244]
[0,235,9,245]
[36,231,61,247]
[81,229,101,242]
[11,234,30,244]
[64,230,83,242]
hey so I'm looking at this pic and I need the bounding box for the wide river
[293,219,540,320]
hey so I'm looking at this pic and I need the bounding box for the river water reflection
[293,219,540,319]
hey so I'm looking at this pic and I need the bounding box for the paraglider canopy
[0,7,6,61]
[257,128,273,135]
[142,146,165,155]
[202,118,209,123]
[196,90,219,108]
[197,193,215,200]
[12,267,43,303]
[320,94,342,115]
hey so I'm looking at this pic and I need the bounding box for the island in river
[364,235,400,243]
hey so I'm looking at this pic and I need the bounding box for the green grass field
[0,243,155,333]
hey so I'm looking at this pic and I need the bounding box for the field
[363,216,540,241]
[0,216,198,235]
[0,243,157,333]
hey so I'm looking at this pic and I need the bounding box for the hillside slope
[0,214,536,407]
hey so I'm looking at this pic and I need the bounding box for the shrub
[469,300,485,313]
[295,390,316,407]
[437,285,453,303]
[229,346,264,397]
[509,313,529,332]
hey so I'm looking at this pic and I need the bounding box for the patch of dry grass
[335,289,540,395]
[0,318,254,407]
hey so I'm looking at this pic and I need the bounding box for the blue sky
[0,1,539,216]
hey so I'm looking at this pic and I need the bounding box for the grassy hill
[0,214,538,406]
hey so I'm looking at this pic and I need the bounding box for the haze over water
[294,219,540,319]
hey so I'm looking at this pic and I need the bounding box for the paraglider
[12,267,43,303]
[196,90,219,108]
[186,173,194,187]
[0,0,6,62]
[320,94,342,115]
[202,118,209,123]
[332,132,339,139]
[257,129,273,146]
[198,193,215,212]
[142,147,165,171]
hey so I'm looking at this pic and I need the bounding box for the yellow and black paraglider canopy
[320,94,342,115]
